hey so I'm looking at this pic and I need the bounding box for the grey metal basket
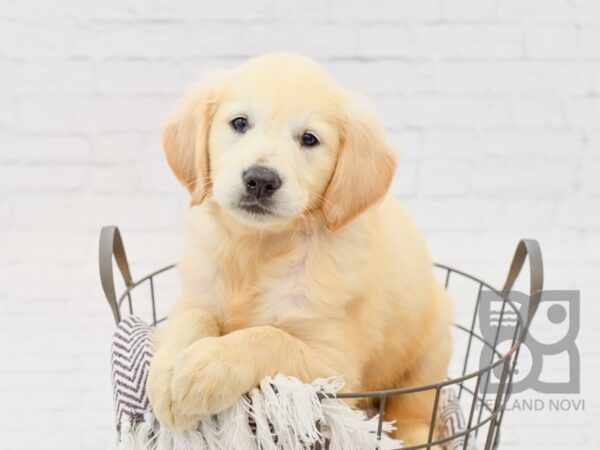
[99,225,543,450]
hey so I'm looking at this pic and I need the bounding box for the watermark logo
[478,289,580,394]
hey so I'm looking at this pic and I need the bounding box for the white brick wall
[0,0,598,448]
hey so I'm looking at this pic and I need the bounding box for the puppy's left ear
[322,98,397,232]
[162,78,222,206]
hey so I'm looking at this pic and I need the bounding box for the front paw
[147,353,176,428]
[170,337,254,427]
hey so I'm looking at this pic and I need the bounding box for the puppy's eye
[231,116,248,133]
[301,132,319,147]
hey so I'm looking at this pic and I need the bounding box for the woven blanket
[109,315,475,450]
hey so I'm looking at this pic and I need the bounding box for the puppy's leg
[169,325,350,429]
[385,327,452,450]
[386,391,439,449]
[147,308,220,428]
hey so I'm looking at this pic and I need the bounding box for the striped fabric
[437,388,477,450]
[111,315,153,429]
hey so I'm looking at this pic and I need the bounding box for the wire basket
[99,226,543,450]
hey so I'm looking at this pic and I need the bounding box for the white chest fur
[181,208,320,323]
[253,247,312,323]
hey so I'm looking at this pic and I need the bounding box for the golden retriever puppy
[147,53,453,447]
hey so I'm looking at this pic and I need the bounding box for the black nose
[243,166,282,199]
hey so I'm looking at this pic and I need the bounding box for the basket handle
[99,226,134,325]
[501,239,544,333]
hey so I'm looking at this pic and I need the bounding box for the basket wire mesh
[99,226,543,450]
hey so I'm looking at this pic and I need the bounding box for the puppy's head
[163,53,396,232]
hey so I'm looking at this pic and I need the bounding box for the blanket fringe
[110,374,402,450]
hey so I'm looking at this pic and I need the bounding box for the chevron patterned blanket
[109,315,475,450]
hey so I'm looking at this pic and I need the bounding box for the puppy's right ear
[162,79,222,206]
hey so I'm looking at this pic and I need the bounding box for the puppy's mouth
[237,198,276,216]
[239,203,272,215]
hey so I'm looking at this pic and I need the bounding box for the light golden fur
[147,53,453,447]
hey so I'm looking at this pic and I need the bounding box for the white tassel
[311,376,402,450]
[219,396,257,450]
[118,416,136,450]
[154,425,174,450]
[260,377,299,450]
[312,376,345,397]
[321,398,362,450]
[363,416,402,450]
[248,388,278,450]
[320,396,402,450]
[270,374,322,446]
[198,415,222,450]
[134,411,156,450]
[171,429,207,450]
